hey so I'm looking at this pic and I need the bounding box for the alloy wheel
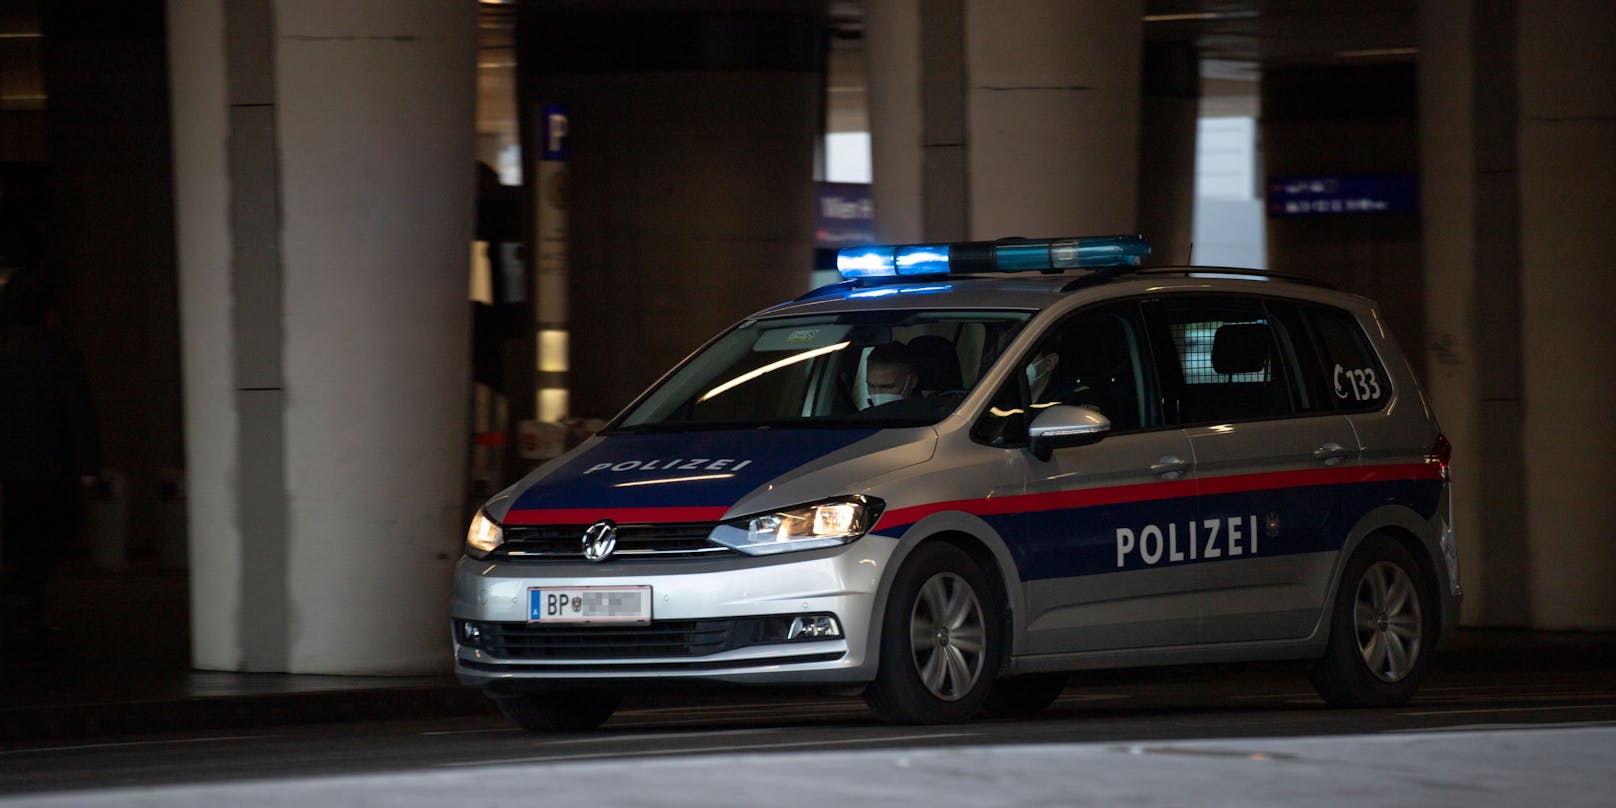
[909,572,987,701]
[1353,560,1423,683]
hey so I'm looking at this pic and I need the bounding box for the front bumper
[451,539,897,689]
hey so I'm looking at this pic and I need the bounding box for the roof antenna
[1186,241,1194,265]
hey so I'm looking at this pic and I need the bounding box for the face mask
[865,368,914,408]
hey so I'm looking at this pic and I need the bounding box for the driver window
[970,303,1154,447]
[1024,304,1153,432]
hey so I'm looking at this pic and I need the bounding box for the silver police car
[452,234,1459,730]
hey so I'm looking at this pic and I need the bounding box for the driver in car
[863,343,924,414]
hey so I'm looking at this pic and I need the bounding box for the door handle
[1313,442,1350,465]
[1151,456,1188,479]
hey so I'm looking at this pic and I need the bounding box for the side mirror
[1028,405,1111,461]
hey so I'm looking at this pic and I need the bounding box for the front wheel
[1310,535,1435,707]
[865,542,1002,724]
[489,690,622,732]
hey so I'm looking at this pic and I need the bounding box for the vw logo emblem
[582,520,617,562]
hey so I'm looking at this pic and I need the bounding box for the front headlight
[708,495,884,556]
[465,510,504,559]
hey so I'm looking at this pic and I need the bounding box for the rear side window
[1304,304,1391,411]
[1151,297,1302,425]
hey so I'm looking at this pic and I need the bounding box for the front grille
[458,616,821,660]
[494,522,730,560]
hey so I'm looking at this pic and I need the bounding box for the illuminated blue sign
[1266,174,1417,217]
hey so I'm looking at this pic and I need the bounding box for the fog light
[787,615,841,640]
[460,620,482,646]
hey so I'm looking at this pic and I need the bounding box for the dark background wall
[517,5,824,421]
[1262,63,1424,379]
[17,0,183,561]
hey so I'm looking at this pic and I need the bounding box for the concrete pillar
[1137,40,1198,266]
[865,0,924,242]
[866,0,1143,244]
[167,0,476,673]
[1421,0,1616,630]
[517,4,823,419]
[1517,1,1616,629]
[1418,0,1527,627]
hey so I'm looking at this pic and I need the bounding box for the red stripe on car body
[876,461,1441,532]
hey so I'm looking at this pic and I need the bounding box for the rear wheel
[1310,535,1435,707]
[983,673,1068,717]
[865,542,1001,724]
[489,690,622,732]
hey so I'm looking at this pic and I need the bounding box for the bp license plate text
[529,586,652,624]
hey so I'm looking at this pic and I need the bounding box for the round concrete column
[517,5,823,418]
[865,0,1143,242]
[167,0,476,673]
[1419,0,1528,628]
[865,0,925,243]
[1137,40,1199,266]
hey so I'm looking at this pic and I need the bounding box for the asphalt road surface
[3,661,1614,805]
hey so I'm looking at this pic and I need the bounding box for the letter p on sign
[543,103,570,160]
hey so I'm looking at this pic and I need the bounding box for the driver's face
[866,361,916,396]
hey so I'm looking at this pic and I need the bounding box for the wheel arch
[865,513,1025,679]
[1310,520,1442,707]
[1325,504,1449,648]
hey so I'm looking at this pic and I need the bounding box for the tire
[489,690,622,732]
[865,542,1002,724]
[983,673,1068,718]
[1310,535,1435,707]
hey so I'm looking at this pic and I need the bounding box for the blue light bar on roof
[835,245,897,278]
[836,234,1150,281]
[895,244,950,276]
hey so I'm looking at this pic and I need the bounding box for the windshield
[612,309,1034,432]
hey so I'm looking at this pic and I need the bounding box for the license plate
[529,586,652,625]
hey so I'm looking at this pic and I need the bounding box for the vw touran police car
[452,234,1459,730]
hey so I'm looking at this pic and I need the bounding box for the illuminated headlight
[708,496,883,556]
[464,510,504,559]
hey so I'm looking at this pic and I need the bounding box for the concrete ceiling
[488,2,1421,73]
[479,1,1424,134]
[1143,1,1418,70]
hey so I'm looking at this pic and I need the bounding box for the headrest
[906,335,962,391]
[1211,322,1271,375]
